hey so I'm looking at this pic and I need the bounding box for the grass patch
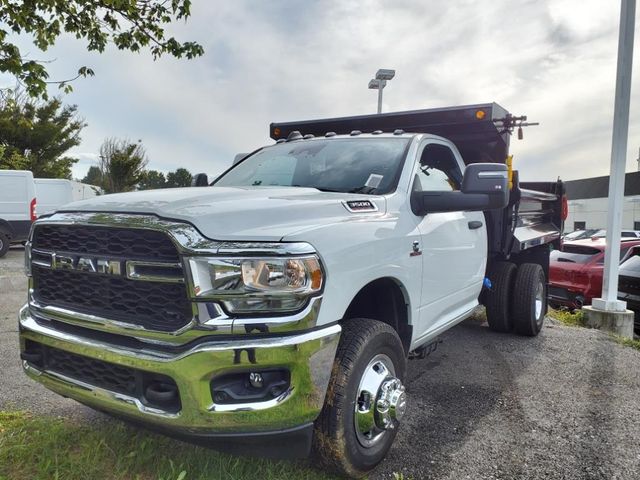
[611,335,640,352]
[548,309,640,353]
[0,411,334,480]
[547,308,586,327]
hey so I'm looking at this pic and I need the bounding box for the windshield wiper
[292,185,343,193]
[348,186,376,194]
[291,185,374,194]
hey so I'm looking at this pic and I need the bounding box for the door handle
[468,221,483,230]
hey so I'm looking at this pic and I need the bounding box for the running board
[408,338,442,360]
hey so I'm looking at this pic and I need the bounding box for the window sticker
[365,174,383,189]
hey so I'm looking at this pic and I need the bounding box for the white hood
[57,186,386,241]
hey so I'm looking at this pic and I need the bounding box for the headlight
[187,256,323,314]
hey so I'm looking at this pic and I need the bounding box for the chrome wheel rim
[354,353,406,448]
[535,281,544,319]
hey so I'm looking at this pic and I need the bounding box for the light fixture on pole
[368,69,395,114]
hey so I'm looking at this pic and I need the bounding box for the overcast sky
[2,0,640,182]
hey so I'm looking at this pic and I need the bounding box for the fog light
[211,369,290,405]
[249,372,264,388]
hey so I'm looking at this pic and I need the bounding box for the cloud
[2,0,639,183]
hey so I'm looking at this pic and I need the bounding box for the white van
[34,179,101,215]
[0,170,37,257]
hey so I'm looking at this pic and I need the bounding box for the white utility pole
[592,0,636,312]
[368,69,395,114]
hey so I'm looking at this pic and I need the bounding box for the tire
[313,318,407,478]
[485,261,517,333]
[0,232,9,258]
[512,263,547,336]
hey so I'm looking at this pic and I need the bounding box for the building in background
[565,171,640,232]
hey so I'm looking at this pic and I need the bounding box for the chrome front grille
[30,223,193,333]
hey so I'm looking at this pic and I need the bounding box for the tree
[139,169,166,190]
[0,1,204,98]
[166,168,192,188]
[99,138,148,193]
[82,165,103,186]
[0,91,84,178]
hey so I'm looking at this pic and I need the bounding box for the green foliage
[81,165,103,186]
[548,308,586,327]
[611,334,640,351]
[0,1,203,98]
[166,167,192,188]
[0,91,84,178]
[0,410,330,480]
[138,169,166,190]
[99,138,148,193]
[138,168,193,190]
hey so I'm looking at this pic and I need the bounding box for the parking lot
[2,246,640,479]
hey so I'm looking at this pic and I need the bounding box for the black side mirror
[191,173,209,187]
[411,163,509,215]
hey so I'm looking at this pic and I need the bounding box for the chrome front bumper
[19,305,341,434]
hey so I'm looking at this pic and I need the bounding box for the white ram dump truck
[19,103,565,478]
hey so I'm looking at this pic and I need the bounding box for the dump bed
[271,103,511,164]
[271,103,566,264]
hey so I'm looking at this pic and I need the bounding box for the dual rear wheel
[485,261,547,336]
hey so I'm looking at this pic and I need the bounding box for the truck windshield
[214,138,411,195]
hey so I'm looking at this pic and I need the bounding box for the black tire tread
[0,232,9,258]
[313,318,405,479]
[485,261,517,333]
[512,263,546,336]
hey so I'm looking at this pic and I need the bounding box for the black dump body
[271,103,511,165]
[271,103,565,268]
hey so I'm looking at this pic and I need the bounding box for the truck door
[411,140,487,341]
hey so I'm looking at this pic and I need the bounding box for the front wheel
[313,318,407,478]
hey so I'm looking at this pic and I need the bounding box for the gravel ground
[2,247,640,479]
[0,247,102,421]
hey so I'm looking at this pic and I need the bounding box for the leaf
[0,1,203,99]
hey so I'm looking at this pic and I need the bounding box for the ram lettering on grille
[30,224,192,332]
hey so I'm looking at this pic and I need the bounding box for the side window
[412,143,463,193]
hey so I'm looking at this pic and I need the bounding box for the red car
[549,237,640,309]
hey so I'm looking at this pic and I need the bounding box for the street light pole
[592,0,636,313]
[368,69,395,114]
